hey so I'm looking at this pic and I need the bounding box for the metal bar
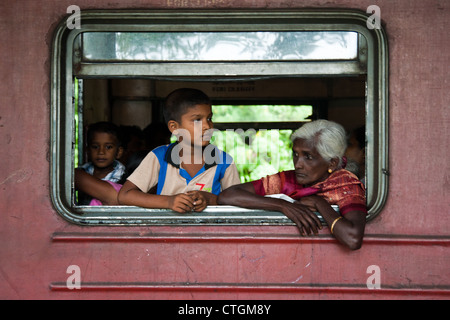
[75,61,365,78]
[49,282,450,296]
[51,232,450,246]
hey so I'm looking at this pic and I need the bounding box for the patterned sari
[251,169,367,215]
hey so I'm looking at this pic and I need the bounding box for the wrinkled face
[173,103,214,148]
[88,132,122,170]
[292,138,331,187]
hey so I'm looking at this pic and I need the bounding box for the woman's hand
[218,183,322,236]
[281,202,322,236]
[297,195,328,212]
[299,195,366,250]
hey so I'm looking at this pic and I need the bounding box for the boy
[76,121,125,205]
[118,88,240,213]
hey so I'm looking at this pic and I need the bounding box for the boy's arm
[75,169,119,205]
[118,180,195,213]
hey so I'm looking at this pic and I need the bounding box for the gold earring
[328,168,333,173]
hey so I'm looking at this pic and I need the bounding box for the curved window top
[82,31,358,62]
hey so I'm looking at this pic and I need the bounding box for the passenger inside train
[345,125,366,185]
[75,121,171,205]
[117,88,241,212]
[217,120,367,250]
[75,121,125,205]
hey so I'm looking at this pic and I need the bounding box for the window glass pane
[82,31,358,61]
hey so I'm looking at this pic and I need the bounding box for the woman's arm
[75,169,119,205]
[218,183,322,236]
[299,195,366,250]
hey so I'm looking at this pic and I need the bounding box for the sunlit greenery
[213,104,312,122]
[212,129,295,183]
[211,104,312,182]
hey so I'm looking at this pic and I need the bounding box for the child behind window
[118,88,241,212]
[75,121,125,205]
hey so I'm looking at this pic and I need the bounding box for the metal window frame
[50,9,388,226]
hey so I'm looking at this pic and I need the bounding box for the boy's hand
[168,193,195,213]
[187,191,207,212]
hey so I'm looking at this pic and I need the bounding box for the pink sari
[252,169,367,215]
[89,181,122,206]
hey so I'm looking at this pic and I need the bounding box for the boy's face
[88,132,123,171]
[170,104,214,148]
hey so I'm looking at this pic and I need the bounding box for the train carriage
[0,0,449,300]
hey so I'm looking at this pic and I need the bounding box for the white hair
[291,120,347,167]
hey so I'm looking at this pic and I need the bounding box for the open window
[51,10,388,225]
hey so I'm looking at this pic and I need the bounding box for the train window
[50,10,388,225]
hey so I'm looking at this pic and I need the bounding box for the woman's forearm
[315,200,365,250]
[218,184,285,211]
[219,184,322,235]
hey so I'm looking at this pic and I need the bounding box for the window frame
[50,9,388,226]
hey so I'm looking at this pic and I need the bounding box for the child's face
[88,132,123,171]
[172,104,214,148]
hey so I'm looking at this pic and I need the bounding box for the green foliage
[211,104,312,182]
[212,129,294,183]
[213,105,312,122]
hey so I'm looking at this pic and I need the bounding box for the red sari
[251,169,367,215]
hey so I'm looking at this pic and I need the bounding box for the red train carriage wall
[0,0,449,300]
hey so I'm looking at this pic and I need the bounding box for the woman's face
[292,138,331,187]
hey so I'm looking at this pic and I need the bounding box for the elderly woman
[217,120,367,250]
